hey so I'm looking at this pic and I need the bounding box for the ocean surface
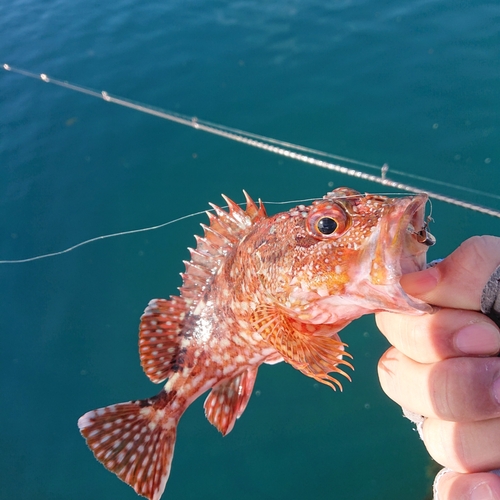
[1,1,500,499]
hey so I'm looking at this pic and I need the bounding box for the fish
[78,187,435,500]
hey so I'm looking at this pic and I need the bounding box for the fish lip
[397,193,432,276]
[394,193,434,312]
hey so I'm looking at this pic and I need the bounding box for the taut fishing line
[2,64,499,264]
[0,198,320,264]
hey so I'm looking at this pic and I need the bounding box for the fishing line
[3,63,500,216]
[0,193,420,264]
[0,197,325,264]
[0,209,208,264]
[2,64,500,264]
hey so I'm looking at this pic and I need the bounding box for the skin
[375,236,500,500]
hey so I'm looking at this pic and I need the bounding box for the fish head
[251,187,435,325]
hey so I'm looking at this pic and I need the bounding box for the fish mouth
[367,192,435,313]
[398,193,435,276]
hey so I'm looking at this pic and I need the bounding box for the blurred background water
[1,0,500,499]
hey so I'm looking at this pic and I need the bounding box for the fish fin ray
[139,297,186,383]
[203,367,258,436]
[78,393,178,500]
[252,304,353,390]
[243,190,267,219]
[178,193,267,306]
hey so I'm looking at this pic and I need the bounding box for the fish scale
[78,188,435,500]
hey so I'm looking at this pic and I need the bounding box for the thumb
[400,235,500,310]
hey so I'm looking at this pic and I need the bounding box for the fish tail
[78,391,179,500]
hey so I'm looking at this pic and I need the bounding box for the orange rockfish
[78,187,435,499]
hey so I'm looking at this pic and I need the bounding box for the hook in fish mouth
[410,216,436,246]
[394,193,435,279]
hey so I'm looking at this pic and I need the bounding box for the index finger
[376,308,500,363]
[401,236,500,310]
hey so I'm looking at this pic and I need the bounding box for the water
[1,1,500,499]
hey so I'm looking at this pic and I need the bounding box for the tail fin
[78,391,178,500]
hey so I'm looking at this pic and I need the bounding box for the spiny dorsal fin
[139,297,186,383]
[140,193,265,383]
[251,304,353,390]
[78,392,177,500]
[179,192,267,307]
[203,367,258,436]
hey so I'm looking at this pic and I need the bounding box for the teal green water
[1,1,500,499]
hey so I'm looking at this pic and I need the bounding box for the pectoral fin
[251,304,353,390]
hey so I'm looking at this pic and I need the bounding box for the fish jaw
[371,193,430,279]
[348,192,434,314]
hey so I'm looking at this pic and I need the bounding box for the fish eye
[316,217,338,235]
[306,203,350,240]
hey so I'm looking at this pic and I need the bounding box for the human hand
[376,236,500,499]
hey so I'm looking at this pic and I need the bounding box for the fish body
[78,188,434,499]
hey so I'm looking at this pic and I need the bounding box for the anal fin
[78,392,178,500]
[204,367,258,436]
[251,304,353,390]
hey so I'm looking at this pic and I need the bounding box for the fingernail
[400,266,440,296]
[455,323,500,356]
[471,482,497,500]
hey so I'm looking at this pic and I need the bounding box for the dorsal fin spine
[194,233,222,256]
[207,219,238,241]
[189,247,212,265]
[243,190,259,217]
[177,193,266,315]
[221,194,250,227]
[208,203,248,237]
[208,203,229,219]
[221,194,244,215]
[183,260,212,279]
[200,222,231,246]
[180,274,208,292]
